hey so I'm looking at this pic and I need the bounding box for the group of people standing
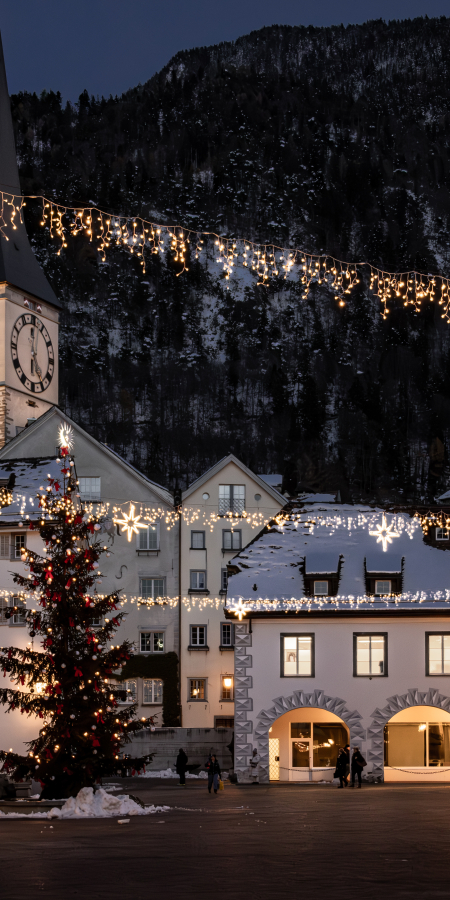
[175,748,222,793]
[334,744,366,788]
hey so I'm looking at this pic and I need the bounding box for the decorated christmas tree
[0,443,153,799]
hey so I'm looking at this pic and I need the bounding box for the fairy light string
[2,190,450,320]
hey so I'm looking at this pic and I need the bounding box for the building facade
[180,455,284,727]
[226,499,450,783]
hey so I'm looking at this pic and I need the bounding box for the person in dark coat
[335,745,350,788]
[176,748,188,786]
[208,754,221,794]
[351,746,366,788]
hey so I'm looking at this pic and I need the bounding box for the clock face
[10,314,55,394]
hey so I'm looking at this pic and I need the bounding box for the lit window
[282,635,314,676]
[427,634,450,675]
[14,534,25,559]
[354,634,386,676]
[222,530,242,551]
[78,477,101,501]
[189,678,206,700]
[190,625,207,647]
[221,675,234,700]
[375,580,391,595]
[191,531,205,549]
[140,631,164,653]
[313,580,328,596]
[137,525,158,551]
[436,528,450,541]
[220,622,234,647]
[117,680,137,703]
[143,679,163,704]
[219,485,245,515]
[190,570,206,591]
[140,578,165,600]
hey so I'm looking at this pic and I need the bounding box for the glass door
[291,722,312,768]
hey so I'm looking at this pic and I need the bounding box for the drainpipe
[176,490,182,726]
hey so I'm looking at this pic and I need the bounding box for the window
[190,625,207,648]
[13,535,25,559]
[218,484,245,515]
[426,634,450,675]
[0,535,9,559]
[436,528,450,541]
[375,580,391,595]
[78,477,101,501]
[9,596,26,625]
[290,722,348,769]
[384,722,450,767]
[140,578,165,600]
[354,633,387,676]
[222,530,242,551]
[220,622,235,648]
[137,525,158,551]
[220,568,228,592]
[117,680,137,703]
[221,675,234,701]
[140,631,164,653]
[0,598,7,624]
[143,679,163,704]
[191,531,205,549]
[281,634,314,677]
[313,580,328,596]
[215,716,234,728]
[190,570,207,591]
[189,678,206,700]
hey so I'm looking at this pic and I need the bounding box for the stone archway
[254,689,366,783]
[369,688,450,777]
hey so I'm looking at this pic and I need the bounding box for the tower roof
[0,33,60,308]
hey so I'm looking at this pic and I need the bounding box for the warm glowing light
[369,514,400,553]
[113,504,148,541]
[58,424,74,452]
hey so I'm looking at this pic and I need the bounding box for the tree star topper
[58,424,74,452]
[114,504,148,541]
[369,514,400,552]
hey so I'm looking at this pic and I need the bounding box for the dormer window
[436,528,449,541]
[375,580,391,595]
[314,580,328,596]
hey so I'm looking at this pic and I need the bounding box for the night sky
[3,0,450,100]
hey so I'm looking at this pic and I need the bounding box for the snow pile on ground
[0,787,169,819]
[50,788,169,818]
[136,768,209,780]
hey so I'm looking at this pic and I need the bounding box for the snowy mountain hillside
[9,17,450,500]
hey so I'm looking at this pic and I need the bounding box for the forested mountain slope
[10,17,450,501]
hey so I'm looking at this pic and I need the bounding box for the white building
[0,409,180,753]
[226,499,450,783]
[180,455,284,727]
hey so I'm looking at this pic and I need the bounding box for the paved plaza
[1,780,449,899]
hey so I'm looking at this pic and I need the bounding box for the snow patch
[0,787,170,819]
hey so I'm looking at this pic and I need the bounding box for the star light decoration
[229,598,248,621]
[113,503,148,541]
[369,514,400,552]
[58,424,74,452]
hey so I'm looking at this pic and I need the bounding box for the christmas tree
[0,444,154,800]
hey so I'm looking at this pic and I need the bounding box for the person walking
[176,748,188,786]
[350,746,366,788]
[208,754,221,794]
[335,745,350,788]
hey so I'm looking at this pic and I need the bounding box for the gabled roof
[0,32,59,308]
[0,407,174,507]
[182,454,286,505]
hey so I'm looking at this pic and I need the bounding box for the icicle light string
[2,191,450,320]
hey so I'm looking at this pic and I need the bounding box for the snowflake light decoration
[369,514,400,552]
[113,504,148,541]
[229,598,248,621]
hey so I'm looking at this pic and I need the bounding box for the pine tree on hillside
[0,445,154,800]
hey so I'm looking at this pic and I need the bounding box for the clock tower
[0,32,59,447]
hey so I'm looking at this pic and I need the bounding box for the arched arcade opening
[269,707,350,782]
[384,705,450,781]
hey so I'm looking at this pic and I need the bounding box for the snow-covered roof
[298,493,340,504]
[0,457,63,522]
[226,504,450,612]
[437,490,450,502]
[304,551,340,574]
